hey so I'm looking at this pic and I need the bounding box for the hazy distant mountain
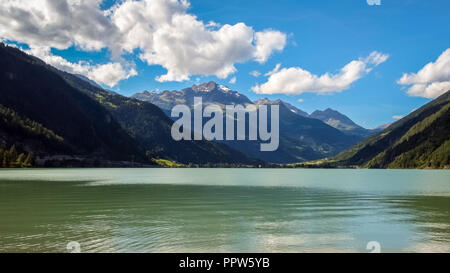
[253,100,376,138]
[301,90,450,169]
[310,108,374,137]
[0,43,255,166]
[133,84,362,163]
[371,122,392,132]
[251,99,362,163]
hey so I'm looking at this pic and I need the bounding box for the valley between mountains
[1,43,448,168]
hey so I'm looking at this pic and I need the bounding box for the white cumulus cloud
[397,48,450,98]
[252,51,389,95]
[0,0,286,86]
[253,30,286,63]
[26,47,136,87]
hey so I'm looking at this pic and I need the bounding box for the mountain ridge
[132,83,363,163]
[294,90,450,169]
[310,108,375,137]
[0,43,147,166]
[133,84,376,137]
[132,81,253,112]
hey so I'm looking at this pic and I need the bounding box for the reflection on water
[382,195,450,252]
[0,169,449,252]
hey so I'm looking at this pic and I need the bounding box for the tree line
[0,104,64,143]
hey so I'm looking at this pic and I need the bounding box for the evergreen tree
[23,153,33,167]
[15,153,25,167]
[9,145,17,160]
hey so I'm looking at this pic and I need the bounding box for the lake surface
[0,168,449,253]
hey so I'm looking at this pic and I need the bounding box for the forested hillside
[0,43,147,166]
[0,43,255,166]
[294,90,450,169]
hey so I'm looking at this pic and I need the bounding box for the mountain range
[132,82,379,137]
[132,82,365,163]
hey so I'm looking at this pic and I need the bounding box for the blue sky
[2,0,449,128]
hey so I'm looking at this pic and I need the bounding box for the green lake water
[0,168,449,253]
